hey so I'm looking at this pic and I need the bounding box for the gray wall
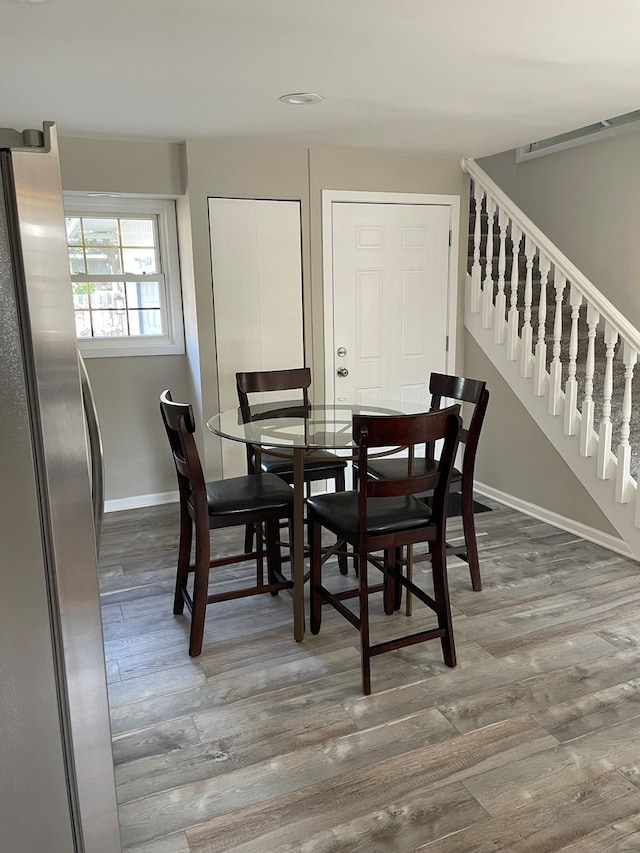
[59,131,610,538]
[59,136,467,499]
[59,136,190,503]
[479,128,640,328]
[465,130,640,535]
[179,141,311,477]
[466,337,617,536]
[308,148,468,391]
[180,141,467,479]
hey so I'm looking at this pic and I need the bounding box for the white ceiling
[2,0,640,158]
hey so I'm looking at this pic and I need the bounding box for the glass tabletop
[207,399,429,451]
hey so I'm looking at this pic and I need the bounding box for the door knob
[337,367,349,377]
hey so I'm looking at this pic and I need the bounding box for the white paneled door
[326,198,455,406]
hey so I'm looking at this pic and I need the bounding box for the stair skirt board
[475,482,634,561]
[466,261,640,561]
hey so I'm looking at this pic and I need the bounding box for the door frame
[321,189,460,402]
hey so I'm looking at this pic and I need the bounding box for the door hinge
[446,335,449,352]
[449,229,452,246]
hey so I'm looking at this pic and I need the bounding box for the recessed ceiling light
[279,93,323,106]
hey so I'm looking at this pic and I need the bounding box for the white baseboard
[104,482,635,562]
[475,480,635,560]
[104,490,178,513]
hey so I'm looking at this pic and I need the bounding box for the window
[64,195,184,357]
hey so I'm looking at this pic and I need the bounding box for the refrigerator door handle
[78,350,104,556]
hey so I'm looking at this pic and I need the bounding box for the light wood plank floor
[99,500,640,852]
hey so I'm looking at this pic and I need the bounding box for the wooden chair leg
[255,521,264,586]
[430,540,456,669]
[265,517,282,594]
[309,517,323,635]
[188,528,211,657]
[393,546,403,611]
[359,551,372,695]
[244,522,255,555]
[383,549,395,615]
[335,468,349,575]
[460,486,482,591]
[174,503,192,615]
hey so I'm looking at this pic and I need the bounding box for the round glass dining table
[207,399,428,640]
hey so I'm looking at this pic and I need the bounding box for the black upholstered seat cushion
[197,473,294,517]
[307,490,433,537]
[260,449,347,478]
[366,457,462,487]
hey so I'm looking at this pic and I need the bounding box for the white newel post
[533,253,551,396]
[494,207,508,344]
[482,196,496,328]
[563,284,582,436]
[596,321,619,480]
[548,269,566,415]
[507,223,522,361]
[520,236,536,378]
[616,341,637,503]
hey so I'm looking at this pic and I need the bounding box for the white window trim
[64,194,184,357]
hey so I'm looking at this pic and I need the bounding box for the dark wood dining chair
[307,406,461,695]
[236,367,349,573]
[160,390,294,657]
[364,373,489,591]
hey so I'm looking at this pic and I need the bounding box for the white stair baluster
[580,303,600,457]
[462,159,640,556]
[520,236,536,378]
[470,183,483,313]
[596,321,619,480]
[615,341,637,503]
[494,207,508,344]
[482,196,496,328]
[507,223,522,360]
[548,270,566,415]
[563,284,583,436]
[533,253,551,396]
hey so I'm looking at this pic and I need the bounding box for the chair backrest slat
[354,405,461,526]
[236,368,311,422]
[427,373,489,470]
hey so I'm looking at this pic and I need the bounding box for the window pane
[86,247,122,275]
[69,247,86,275]
[123,247,157,275]
[64,197,181,354]
[82,218,119,247]
[72,282,91,309]
[125,280,161,308]
[66,217,82,245]
[120,218,154,247]
[89,282,126,310]
[75,311,92,337]
[128,308,163,336]
[92,310,129,337]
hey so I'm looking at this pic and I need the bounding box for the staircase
[462,157,640,561]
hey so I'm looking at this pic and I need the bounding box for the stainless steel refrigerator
[0,123,122,852]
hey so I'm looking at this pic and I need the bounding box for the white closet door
[209,198,304,477]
